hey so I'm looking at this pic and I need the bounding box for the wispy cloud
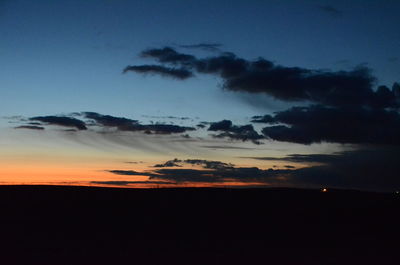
[123,65,193,79]
[14,125,45,130]
[317,5,343,17]
[178,43,222,52]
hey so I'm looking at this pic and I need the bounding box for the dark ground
[0,185,399,265]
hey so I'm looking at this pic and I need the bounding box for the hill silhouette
[0,185,398,265]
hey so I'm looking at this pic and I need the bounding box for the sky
[0,0,399,191]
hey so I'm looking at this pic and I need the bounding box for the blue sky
[1,0,399,119]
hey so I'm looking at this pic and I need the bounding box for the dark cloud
[249,82,400,145]
[178,43,222,52]
[200,145,256,150]
[14,125,45,130]
[91,181,175,186]
[29,116,87,130]
[127,47,400,110]
[372,84,400,109]
[108,158,283,184]
[242,146,400,191]
[260,105,400,145]
[107,170,148,176]
[184,159,234,170]
[208,120,232,131]
[83,112,195,134]
[153,158,233,170]
[17,112,195,135]
[208,120,264,144]
[154,158,182,168]
[212,131,263,145]
[317,5,343,17]
[141,47,196,64]
[151,167,285,184]
[144,124,195,134]
[223,66,384,108]
[83,112,138,129]
[152,168,223,183]
[243,153,343,164]
[107,150,400,191]
[289,147,400,191]
[142,115,191,120]
[251,114,276,123]
[123,65,193,79]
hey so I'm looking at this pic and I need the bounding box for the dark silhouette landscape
[1,185,398,264]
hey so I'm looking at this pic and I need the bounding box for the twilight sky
[0,0,399,191]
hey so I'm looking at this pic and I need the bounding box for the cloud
[83,112,139,128]
[123,65,193,79]
[29,116,87,130]
[14,125,45,130]
[243,153,343,164]
[242,146,400,191]
[260,105,400,145]
[200,145,256,150]
[142,115,191,120]
[140,47,196,64]
[183,159,234,170]
[107,150,400,191]
[151,167,285,184]
[178,43,222,52]
[107,158,285,184]
[153,158,234,170]
[144,124,195,134]
[152,168,225,183]
[208,120,264,144]
[91,181,175,186]
[126,47,400,110]
[251,114,276,123]
[208,120,233,131]
[15,112,196,137]
[83,112,196,134]
[154,158,182,167]
[317,5,343,17]
[288,147,400,191]
[284,165,296,169]
[247,82,400,146]
[107,170,148,176]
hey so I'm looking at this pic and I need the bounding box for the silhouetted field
[0,185,398,264]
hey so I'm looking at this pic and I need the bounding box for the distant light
[321,188,328,192]
[395,191,400,195]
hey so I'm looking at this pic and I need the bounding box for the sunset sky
[1,0,399,191]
